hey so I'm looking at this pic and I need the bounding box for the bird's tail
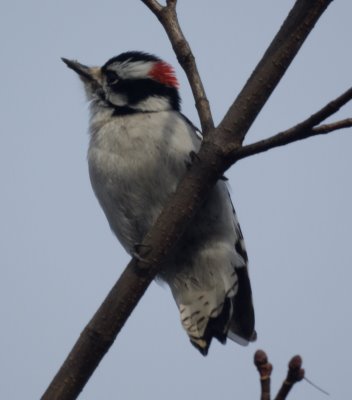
[172,263,255,355]
[227,266,256,345]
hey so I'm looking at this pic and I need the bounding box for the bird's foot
[133,243,152,267]
[189,150,201,163]
[185,151,201,170]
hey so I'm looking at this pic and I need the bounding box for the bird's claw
[189,150,201,163]
[133,243,152,267]
[185,151,201,169]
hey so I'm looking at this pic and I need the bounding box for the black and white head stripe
[101,51,181,112]
[102,52,161,81]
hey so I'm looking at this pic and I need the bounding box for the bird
[62,51,255,355]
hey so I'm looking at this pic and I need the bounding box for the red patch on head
[148,61,179,88]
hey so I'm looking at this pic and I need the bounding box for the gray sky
[1,1,351,399]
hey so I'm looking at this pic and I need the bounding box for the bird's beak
[61,58,102,83]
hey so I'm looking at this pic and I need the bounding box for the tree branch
[274,355,305,400]
[315,118,352,133]
[141,0,214,134]
[254,350,305,400]
[254,350,273,400]
[42,1,336,399]
[233,87,352,160]
[237,118,352,160]
[216,0,333,149]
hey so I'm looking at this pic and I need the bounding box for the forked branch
[254,350,305,400]
[234,87,352,160]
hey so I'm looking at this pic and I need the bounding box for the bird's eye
[106,70,120,85]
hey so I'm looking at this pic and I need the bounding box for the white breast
[87,110,200,252]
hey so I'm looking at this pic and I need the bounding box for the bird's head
[62,51,180,114]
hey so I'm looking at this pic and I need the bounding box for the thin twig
[233,87,352,160]
[254,350,273,400]
[314,118,352,134]
[274,355,305,400]
[235,118,352,161]
[141,0,214,134]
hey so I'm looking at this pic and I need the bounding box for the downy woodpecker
[63,51,255,355]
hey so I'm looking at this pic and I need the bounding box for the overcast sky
[1,1,351,399]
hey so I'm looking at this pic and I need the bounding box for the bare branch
[236,121,351,160]
[233,87,352,160]
[274,355,305,400]
[314,118,352,133]
[216,0,333,149]
[141,0,214,134]
[254,350,273,400]
[254,351,306,400]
